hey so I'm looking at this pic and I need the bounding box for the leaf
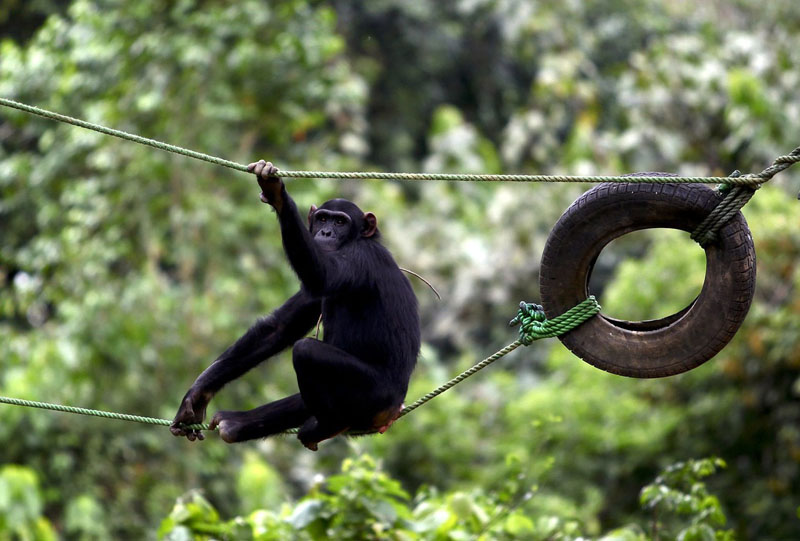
[677,523,716,541]
[287,499,324,529]
[598,527,648,541]
[368,499,399,524]
[504,513,535,535]
[160,525,193,541]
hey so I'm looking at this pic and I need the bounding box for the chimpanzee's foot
[207,409,289,443]
[373,404,404,434]
[299,428,348,451]
[297,417,348,451]
[302,440,318,452]
[209,394,311,443]
[208,410,247,443]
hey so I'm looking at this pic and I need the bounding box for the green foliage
[64,494,109,540]
[236,451,287,513]
[600,229,706,321]
[159,491,243,540]
[158,453,548,540]
[0,465,57,541]
[286,455,412,539]
[159,454,735,540]
[639,458,733,540]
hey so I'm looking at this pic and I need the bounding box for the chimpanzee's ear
[308,205,318,228]
[362,212,378,237]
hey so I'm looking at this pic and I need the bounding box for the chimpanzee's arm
[252,160,363,297]
[252,160,338,295]
[170,290,320,440]
[276,193,333,295]
[193,290,319,391]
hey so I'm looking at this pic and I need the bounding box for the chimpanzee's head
[307,199,379,252]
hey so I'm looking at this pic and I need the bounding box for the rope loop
[510,296,601,346]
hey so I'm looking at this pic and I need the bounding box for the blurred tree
[0,0,66,45]
[0,465,57,540]
[0,0,368,535]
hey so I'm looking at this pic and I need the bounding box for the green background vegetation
[1,1,799,539]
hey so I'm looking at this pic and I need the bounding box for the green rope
[0,395,210,430]
[691,145,800,246]
[0,298,597,435]
[0,98,249,173]
[691,182,756,246]
[397,341,524,418]
[509,297,601,345]
[1,98,797,187]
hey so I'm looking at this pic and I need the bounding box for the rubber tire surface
[539,182,756,378]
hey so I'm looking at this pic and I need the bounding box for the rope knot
[691,169,758,247]
[509,296,601,346]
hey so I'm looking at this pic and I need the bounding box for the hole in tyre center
[586,228,706,325]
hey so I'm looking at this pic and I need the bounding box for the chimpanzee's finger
[252,159,266,176]
[260,163,278,180]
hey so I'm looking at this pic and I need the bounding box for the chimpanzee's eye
[335,217,346,226]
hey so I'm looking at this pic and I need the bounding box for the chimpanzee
[170,160,420,450]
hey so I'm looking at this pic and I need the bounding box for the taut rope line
[1,98,797,187]
[0,396,210,430]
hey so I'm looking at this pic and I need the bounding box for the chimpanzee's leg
[292,338,400,450]
[209,393,311,443]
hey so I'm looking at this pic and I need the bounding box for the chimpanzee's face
[310,208,355,252]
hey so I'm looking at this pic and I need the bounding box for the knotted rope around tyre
[395,297,599,421]
[691,146,800,246]
[0,298,599,434]
[509,297,601,345]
